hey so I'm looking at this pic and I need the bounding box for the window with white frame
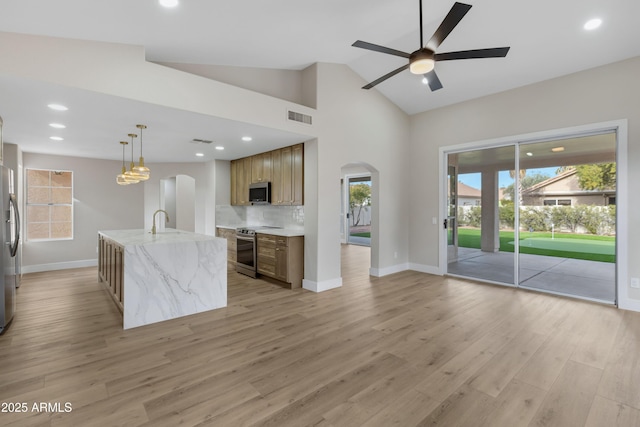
[26,169,73,241]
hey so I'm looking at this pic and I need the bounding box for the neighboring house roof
[522,168,615,196]
[458,181,481,198]
[523,169,578,194]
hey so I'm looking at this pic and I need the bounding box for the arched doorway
[160,174,196,232]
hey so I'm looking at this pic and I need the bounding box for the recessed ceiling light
[49,123,66,129]
[526,152,533,157]
[47,104,68,111]
[242,136,252,142]
[421,77,429,85]
[551,146,565,152]
[159,0,179,8]
[195,153,204,157]
[584,18,602,31]
[50,136,64,141]
[215,146,224,150]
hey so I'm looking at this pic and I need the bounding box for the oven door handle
[237,235,255,242]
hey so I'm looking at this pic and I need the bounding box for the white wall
[303,63,410,291]
[156,62,306,107]
[19,155,226,271]
[22,152,144,272]
[175,174,195,232]
[143,163,215,235]
[409,56,640,309]
[0,32,317,137]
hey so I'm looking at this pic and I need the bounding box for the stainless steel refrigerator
[0,165,20,334]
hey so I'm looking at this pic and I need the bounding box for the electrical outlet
[432,217,437,225]
[394,251,398,259]
[631,278,640,289]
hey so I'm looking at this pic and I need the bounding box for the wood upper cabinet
[230,160,237,205]
[231,143,303,206]
[271,143,303,206]
[251,152,272,184]
[271,148,283,205]
[231,157,252,206]
[279,146,293,205]
[291,144,304,205]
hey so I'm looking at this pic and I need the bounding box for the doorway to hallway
[445,132,617,304]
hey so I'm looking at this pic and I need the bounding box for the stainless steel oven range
[236,227,258,278]
[236,226,282,278]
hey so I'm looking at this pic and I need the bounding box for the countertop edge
[256,229,304,237]
[215,225,304,237]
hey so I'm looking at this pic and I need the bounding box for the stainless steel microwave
[249,182,271,205]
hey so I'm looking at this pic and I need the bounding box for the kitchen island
[98,229,227,329]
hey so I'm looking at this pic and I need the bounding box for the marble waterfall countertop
[100,228,222,245]
[98,229,227,329]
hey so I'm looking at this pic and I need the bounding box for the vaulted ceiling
[1,0,638,162]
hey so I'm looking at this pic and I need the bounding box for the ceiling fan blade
[352,40,411,59]
[363,64,410,89]
[426,2,472,51]
[435,47,510,61]
[423,70,443,91]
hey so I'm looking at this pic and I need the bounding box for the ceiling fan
[352,1,510,91]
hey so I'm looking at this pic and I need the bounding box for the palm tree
[509,169,526,206]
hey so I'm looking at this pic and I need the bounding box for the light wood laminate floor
[1,244,640,426]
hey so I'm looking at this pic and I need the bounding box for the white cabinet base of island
[98,229,227,329]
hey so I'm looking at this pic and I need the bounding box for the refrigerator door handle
[9,193,19,257]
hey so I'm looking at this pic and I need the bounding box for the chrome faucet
[151,209,170,235]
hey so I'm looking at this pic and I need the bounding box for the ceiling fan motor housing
[409,48,435,74]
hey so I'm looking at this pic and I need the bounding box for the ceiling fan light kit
[409,49,435,74]
[352,1,510,92]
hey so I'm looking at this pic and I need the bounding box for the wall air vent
[287,110,313,125]
[191,138,213,144]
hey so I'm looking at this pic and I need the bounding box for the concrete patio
[448,247,616,303]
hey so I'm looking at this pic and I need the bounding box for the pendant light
[116,141,138,185]
[124,133,145,182]
[132,124,150,180]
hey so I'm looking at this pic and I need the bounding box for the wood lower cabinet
[257,234,276,277]
[216,227,237,270]
[98,234,124,312]
[256,233,304,288]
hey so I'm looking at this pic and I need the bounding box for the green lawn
[457,228,616,263]
[350,232,371,238]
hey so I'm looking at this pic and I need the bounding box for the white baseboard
[369,263,409,277]
[618,296,640,312]
[408,263,442,276]
[22,259,98,274]
[303,277,343,293]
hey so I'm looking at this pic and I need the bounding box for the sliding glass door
[446,145,515,285]
[445,132,617,304]
[517,134,617,302]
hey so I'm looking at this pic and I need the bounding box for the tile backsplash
[216,205,304,230]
